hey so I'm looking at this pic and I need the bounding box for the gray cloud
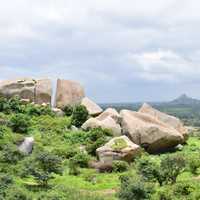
[0,0,200,102]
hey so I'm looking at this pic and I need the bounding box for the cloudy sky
[1,0,200,103]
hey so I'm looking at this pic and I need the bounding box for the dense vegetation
[1,97,200,199]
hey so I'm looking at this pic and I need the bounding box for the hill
[169,94,200,105]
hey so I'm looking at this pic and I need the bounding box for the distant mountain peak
[170,94,200,105]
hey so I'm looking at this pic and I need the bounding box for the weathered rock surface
[0,78,52,105]
[81,97,103,116]
[0,78,36,101]
[35,79,52,105]
[82,116,121,136]
[96,136,141,162]
[97,108,121,123]
[139,103,188,141]
[55,79,85,109]
[120,110,184,153]
[18,137,34,154]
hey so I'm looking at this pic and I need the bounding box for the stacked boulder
[55,79,85,109]
[82,108,122,136]
[0,77,189,161]
[138,103,188,142]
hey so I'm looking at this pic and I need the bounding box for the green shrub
[68,159,80,176]
[0,97,11,114]
[160,154,186,184]
[187,154,200,175]
[0,173,13,198]
[112,161,129,172]
[86,128,112,156]
[25,104,54,116]
[136,155,163,185]
[173,182,195,197]
[71,152,90,168]
[9,114,30,133]
[5,186,32,200]
[63,105,73,116]
[0,144,24,164]
[26,151,63,186]
[71,105,89,127]
[118,175,153,200]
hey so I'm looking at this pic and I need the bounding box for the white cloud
[1,0,200,101]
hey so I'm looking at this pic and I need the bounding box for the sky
[1,0,200,103]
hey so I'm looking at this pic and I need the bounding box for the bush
[136,155,163,185]
[160,154,186,184]
[25,104,54,116]
[86,128,112,156]
[71,105,89,127]
[0,173,13,198]
[71,152,90,168]
[5,186,32,200]
[118,175,153,200]
[63,105,73,116]
[112,161,129,172]
[9,114,30,133]
[187,154,200,175]
[0,144,24,164]
[26,151,63,186]
[68,159,80,176]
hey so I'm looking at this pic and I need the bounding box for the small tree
[161,154,186,184]
[187,154,200,175]
[63,105,73,116]
[0,144,24,164]
[118,175,152,200]
[71,105,88,128]
[9,114,30,133]
[28,151,63,187]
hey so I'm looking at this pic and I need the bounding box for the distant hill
[169,94,200,105]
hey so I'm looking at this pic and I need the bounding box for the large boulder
[18,137,34,154]
[96,136,141,163]
[120,110,184,153]
[0,78,36,101]
[81,97,103,116]
[55,79,85,109]
[0,78,52,105]
[96,108,121,123]
[139,103,188,141]
[82,116,121,136]
[35,79,52,105]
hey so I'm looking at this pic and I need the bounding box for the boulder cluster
[0,78,188,163]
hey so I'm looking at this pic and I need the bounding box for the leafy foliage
[9,114,31,133]
[71,105,89,127]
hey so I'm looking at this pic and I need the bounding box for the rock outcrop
[35,79,52,105]
[139,103,188,141]
[55,79,85,109]
[81,97,103,116]
[18,137,34,154]
[0,78,36,101]
[120,110,184,153]
[96,136,141,162]
[0,78,52,105]
[97,108,121,123]
[82,116,121,136]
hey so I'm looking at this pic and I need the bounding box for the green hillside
[1,97,200,200]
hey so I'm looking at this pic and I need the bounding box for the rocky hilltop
[0,77,189,158]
